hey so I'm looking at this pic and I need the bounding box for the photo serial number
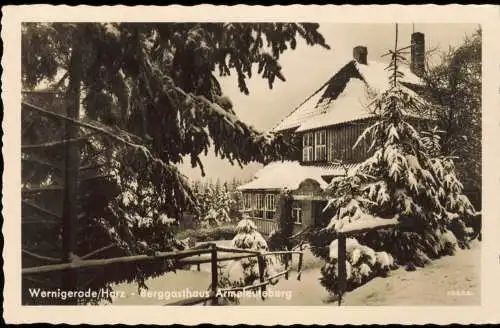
[447,290,474,296]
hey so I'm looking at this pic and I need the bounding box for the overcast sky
[178,23,480,183]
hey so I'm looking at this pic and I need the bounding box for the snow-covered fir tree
[422,29,481,209]
[191,179,235,227]
[318,25,477,296]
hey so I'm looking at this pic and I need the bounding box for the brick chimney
[353,46,368,65]
[410,32,425,77]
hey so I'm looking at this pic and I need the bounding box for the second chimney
[353,46,368,65]
[410,32,425,77]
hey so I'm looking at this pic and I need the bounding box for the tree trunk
[61,26,83,304]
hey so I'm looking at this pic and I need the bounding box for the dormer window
[302,132,314,162]
[302,130,327,162]
[315,130,327,161]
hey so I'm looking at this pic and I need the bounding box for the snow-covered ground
[102,270,211,305]
[342,240,481,306]
[104,239,480,306]
[100,240,233,305]
[239,240,481,306]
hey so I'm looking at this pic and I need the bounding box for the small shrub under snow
[320,237,396,296]
[437,228,458,255]
[217,218,279,303]
[375,251,395,270]
[232,219,268,250]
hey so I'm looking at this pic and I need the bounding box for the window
[242,193,277,220]
[315,130,326,161]
[264,194,277,220]
[302,132,314,162]
[243,193,252,210]
[242,193,263,217]
[292,207,303,224]
[255,193,264,218]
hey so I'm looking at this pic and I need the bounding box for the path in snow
[239,240,481,306]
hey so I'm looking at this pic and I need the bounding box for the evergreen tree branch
[80,244,118,260]
[22,185,64,194]
[22,249,62,263]
[22,101,182,178]
[21,155,63,170]
[22,134,96,150]
[22,200,61,220]
[22,219,60,226]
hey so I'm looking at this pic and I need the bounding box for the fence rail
[22,247,214,275]
[22,242,303,306]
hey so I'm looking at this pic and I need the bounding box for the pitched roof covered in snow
[272,58,425,133]
[236,160,360,191]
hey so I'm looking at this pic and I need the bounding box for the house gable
[273,32,429,136]
[295,178,323,196]
[272,60,365,133]
[272,33,435,165]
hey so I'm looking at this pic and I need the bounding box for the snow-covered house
[238,32,432,235]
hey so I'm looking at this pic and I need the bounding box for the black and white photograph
[2,4,500,326]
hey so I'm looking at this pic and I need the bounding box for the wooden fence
[22,242,303,306]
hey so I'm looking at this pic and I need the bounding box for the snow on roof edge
[236,161,360,191]
[272,82,333,133]
[274,58,426,134]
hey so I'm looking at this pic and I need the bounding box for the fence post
[337,233,347,306]
[211,244,218,305]
[284,252,289,280]
[257,254,266,300]
[297,245,303,281]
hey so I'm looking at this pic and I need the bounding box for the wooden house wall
[326,120,374,163]
[301,117,434,165]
